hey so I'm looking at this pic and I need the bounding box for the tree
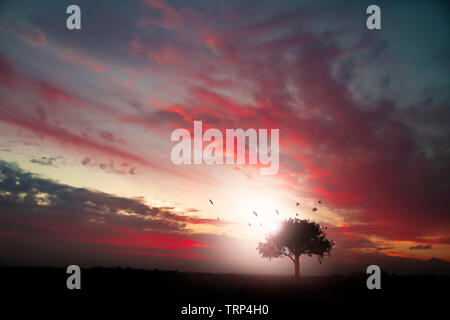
[257,218,334,280]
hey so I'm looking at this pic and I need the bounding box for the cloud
[17,26,47,47]
[79,156,136,175]
[410,245,432,250]
[81,157,91,166]
[133,3,450,246]
[53,48,109,73]
[30,157,58,167]
[0,0,449,271]
[0,106,157,167]
[0,23,47,47]
[0,160,244,270]
[144,0,184,29]
[1,160,448,274]
[99,130,120,143]
[0,160,221,236]
[0,54,72,103]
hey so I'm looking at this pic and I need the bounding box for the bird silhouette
[296,213,298,216]
[248,223,251,227]
[296,202,300,207]
[209,199,214,205]
[276,209,279,215]
[312,207,318,212]
[318,200,322,204]
[253,211,258,217]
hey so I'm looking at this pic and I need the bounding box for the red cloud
[53,48,109,73]
[144,0,184,29]
[17,27,47,47]
[0,107,157,168]
[0,54,72,103]
[134,16,449,248]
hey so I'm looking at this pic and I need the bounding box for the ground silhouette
[1,266,447,317]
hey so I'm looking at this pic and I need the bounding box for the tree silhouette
[257,218,334,280]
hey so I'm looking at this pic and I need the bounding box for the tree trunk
[294,255,300,280]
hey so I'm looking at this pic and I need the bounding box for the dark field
[1,267,447,318]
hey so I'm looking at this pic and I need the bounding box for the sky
[0,0,449,275]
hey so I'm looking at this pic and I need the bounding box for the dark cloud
[99,130,116,142]
[0,160,217,235]
[30,156,58,167]
[410,245,432,250]
[0,160,240,271]
[81,157,90,166]
[95,161,137,175]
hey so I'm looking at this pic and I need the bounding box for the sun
[268,222,281,234]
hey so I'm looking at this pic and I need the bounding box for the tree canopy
[257,218,334,279]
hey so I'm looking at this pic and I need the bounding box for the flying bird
[312,207,318,212]
[248,223,251,227]
[209,199,214,205]
[318,200,322,204]
[296,202,300,207]
[296,213,298,216]
[276,209,279,215]
[253,211,258,217]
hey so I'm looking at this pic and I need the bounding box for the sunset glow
[0,0,449,277]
